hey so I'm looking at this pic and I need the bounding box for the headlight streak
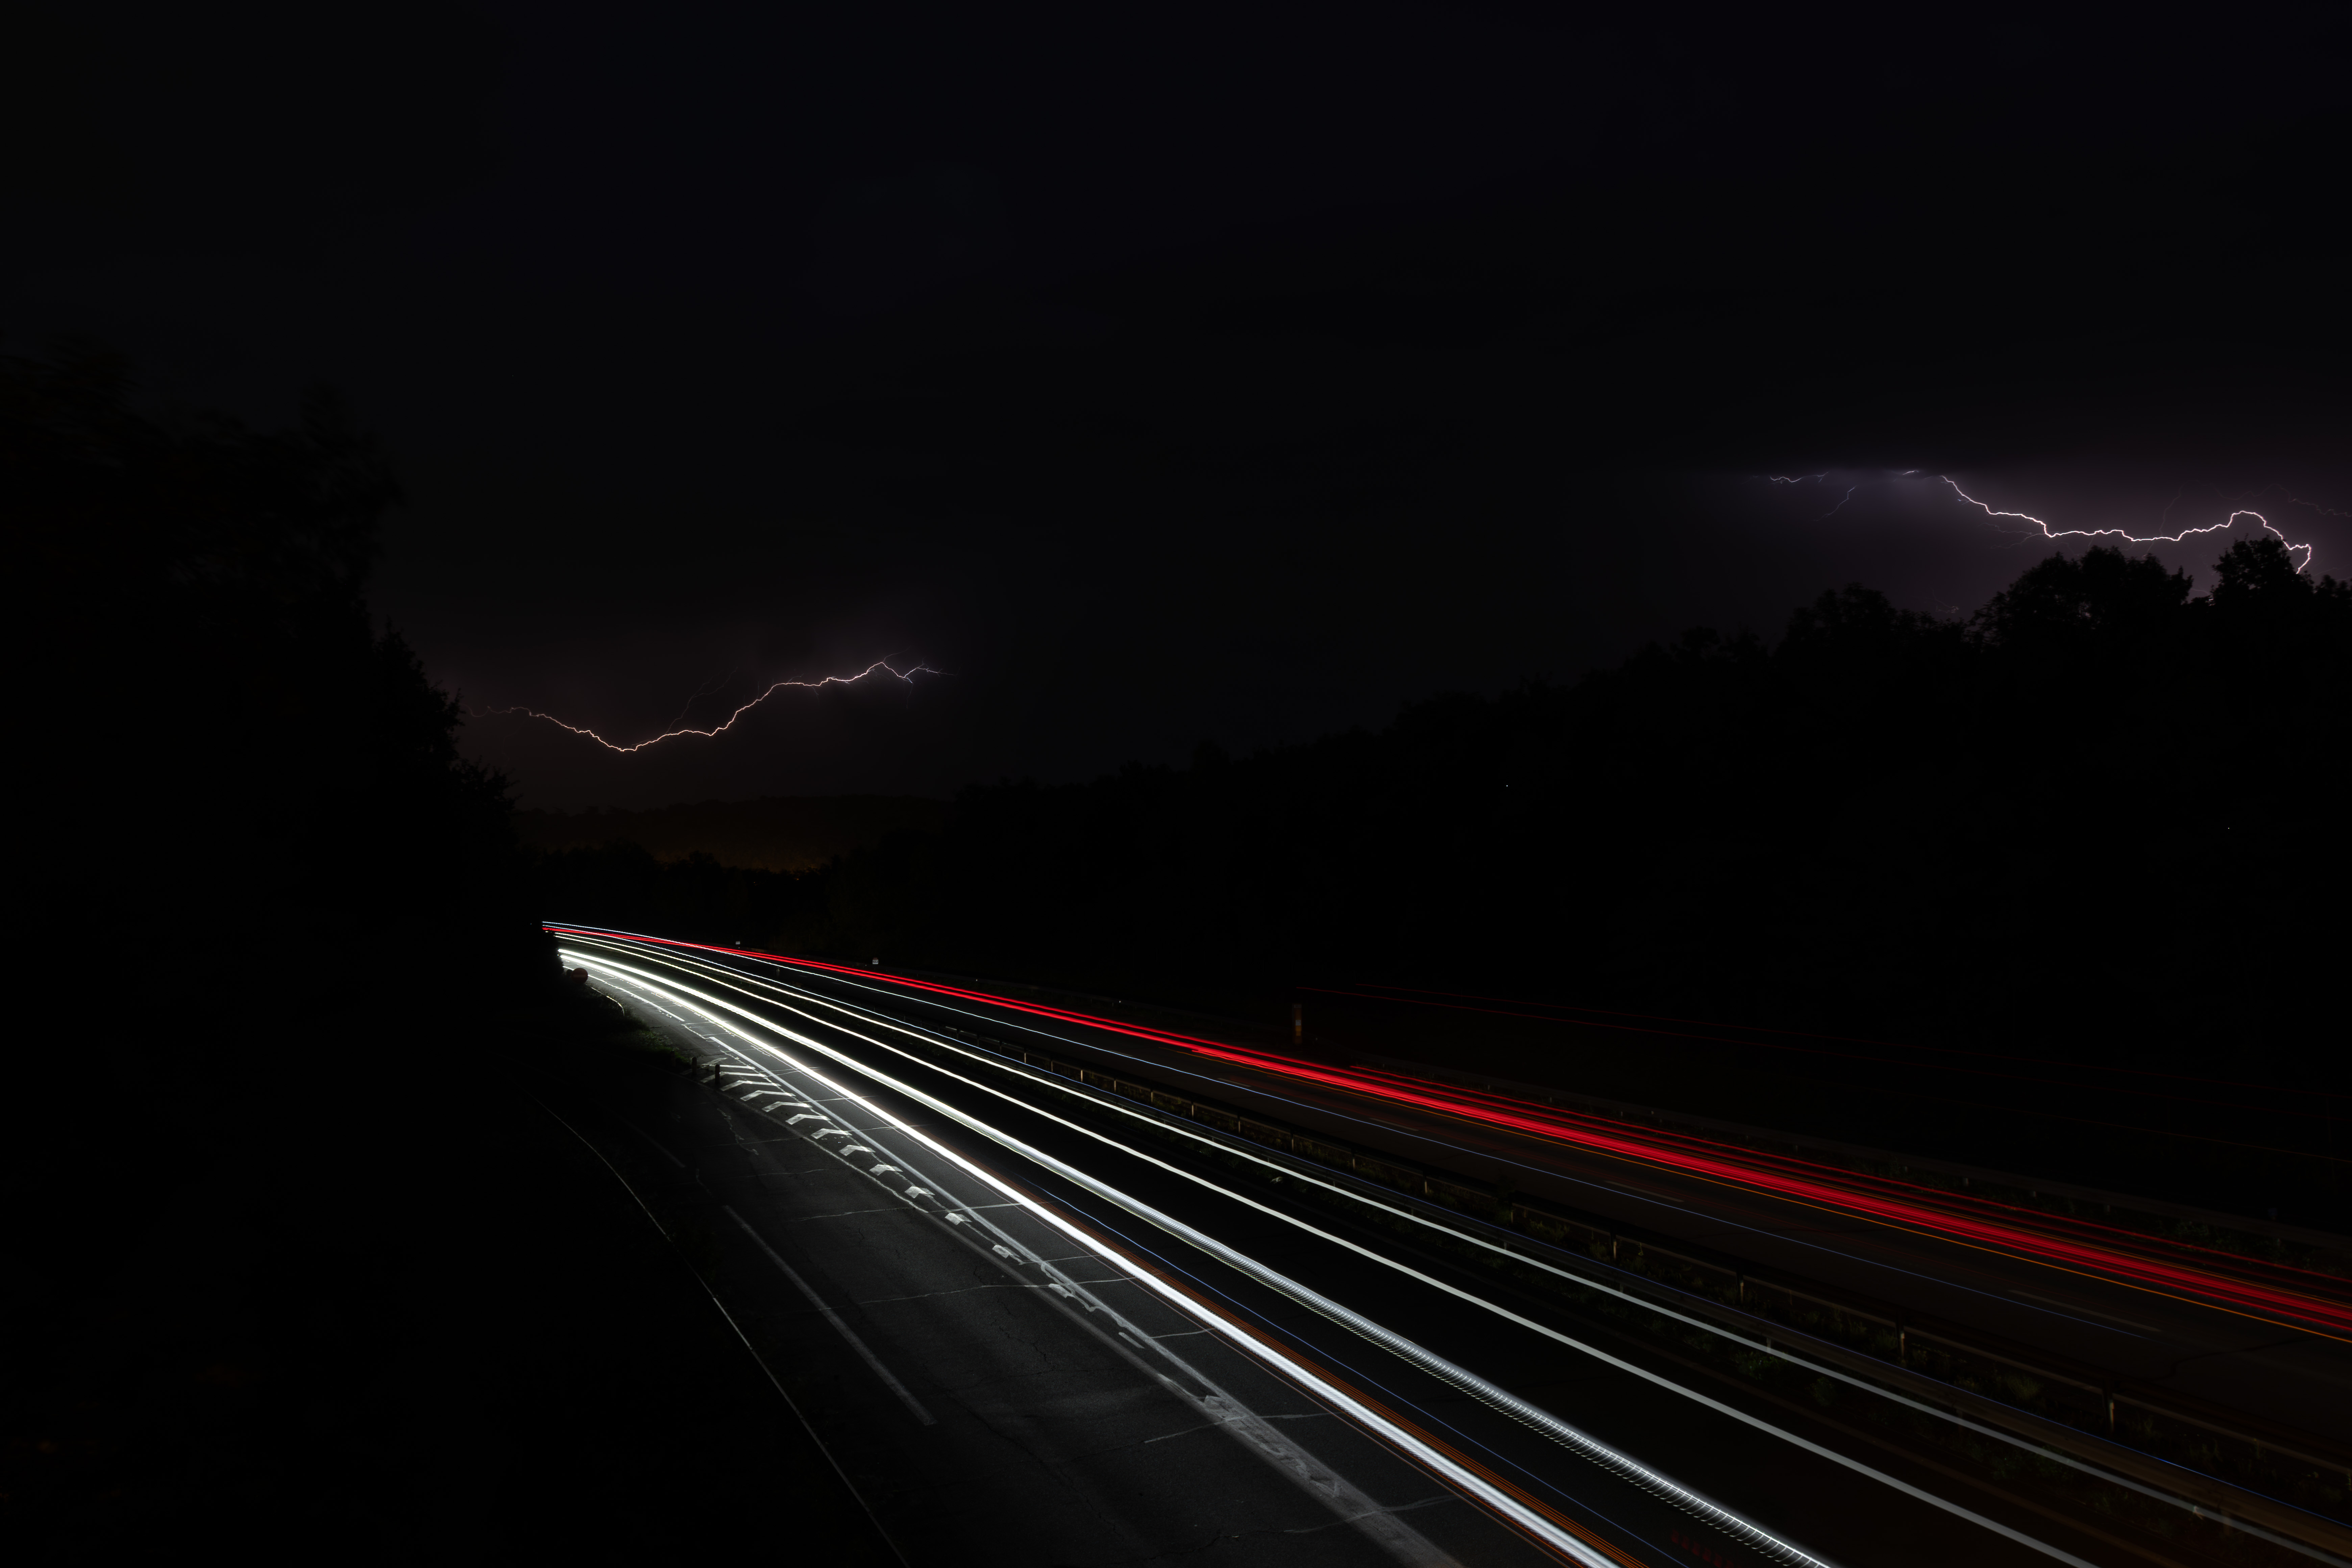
[569,934,2349,1560]
[556,929,2161,1342]
[1037,1183,1689,1565]
[549,926,2349,1343]
[562,951,1623,1568]
[565,940,2100,1568]
[481,658,941,753]
[582,943,1690,1554]
[1175,1044,2352,1343]
[601,979,1491,1567]
[1022,1180,1684,1568]
[595,936,2352,1564]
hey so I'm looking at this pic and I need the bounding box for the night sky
[10,2,2348,809]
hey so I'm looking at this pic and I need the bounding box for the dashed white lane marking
[1147,1411,1330,1444]
[677,1028,1457,1561]
[777,1200,1020,1225]
[784,1203,953,1224]
[592,962,1464,1567]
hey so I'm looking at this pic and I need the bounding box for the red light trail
[547,927,2352,1342]
[1180,1045,2352,1341]
[485,658,941,752]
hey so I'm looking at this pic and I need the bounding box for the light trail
[559,933,2151,1567]
[558,929,2352,1565]
[483,658,941,752]
[561,946,1650,1567]
[1181,1043,2352,1342]
[544,928,2352,1342]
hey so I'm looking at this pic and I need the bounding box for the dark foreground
[2,1004,894,1564]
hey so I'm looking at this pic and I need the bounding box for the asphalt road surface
[547,928,2349,1568]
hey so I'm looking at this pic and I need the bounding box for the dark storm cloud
[803,165,1015,317]
[1,1,506,254]
[7,3,2347,809]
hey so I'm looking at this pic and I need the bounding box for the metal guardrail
[1363,1055,2352,1267]
[946,1029,2352,1562]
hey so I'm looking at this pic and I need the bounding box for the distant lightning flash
[486,659,941,753]
[1767,472,2320,572]
[1941,479,2314,572]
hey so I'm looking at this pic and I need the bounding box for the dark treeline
[542,542,2349,1219]
[562,540,2348,1097]
[6,349,877,1560]
[538,844,827,946]
[13,342,549,1007]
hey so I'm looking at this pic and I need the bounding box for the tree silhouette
[9,339,549,1037]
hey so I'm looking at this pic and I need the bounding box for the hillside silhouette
[575,541,2347,1063]
[5,343,885,1562]
[543,541,2351,1222]
[519,793,948,871]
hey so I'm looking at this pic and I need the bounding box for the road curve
[544,926,2330,1568]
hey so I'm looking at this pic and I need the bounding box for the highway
[548,927,2352,1568]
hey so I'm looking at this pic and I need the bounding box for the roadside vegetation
[544,541,2351,1226]
[4,343,887,1562]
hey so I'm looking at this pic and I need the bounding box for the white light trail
[566,938,2107,1568]
[567,949,1606,1565]
[564,932,2352,1568]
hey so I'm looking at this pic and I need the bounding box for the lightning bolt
[1763,472,2323,574]
[483,659,943,753]
[1942,478,2314,572]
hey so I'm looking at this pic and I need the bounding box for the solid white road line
[568,951,1626,1567]
[595,957,1480,1568]
[722,1204,938,1427]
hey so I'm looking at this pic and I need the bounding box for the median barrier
[932,1022,2352,1553]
